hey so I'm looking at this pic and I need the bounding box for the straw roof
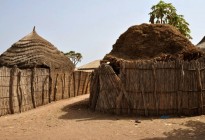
[104,24,203,61]
[0,27,74,71]
[103,24,204,73]
[77,60,100,71]
[197,36,205,51]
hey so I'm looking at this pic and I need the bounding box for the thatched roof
[104,23,203,63]
[103,23,204,74]
[0,27,74,71]
[77,60,100,71]
[196,36,205,51]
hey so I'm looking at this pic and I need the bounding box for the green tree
[149,0,192,39]
[64,51,83,66]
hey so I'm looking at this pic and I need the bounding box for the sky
[1,0,205,66]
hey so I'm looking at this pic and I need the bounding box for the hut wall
[90,59,205,116]
[0,67,91,116]
[69,71,91,97]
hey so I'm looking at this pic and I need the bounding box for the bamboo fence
[0,67,90,116]
[90,59,205,116]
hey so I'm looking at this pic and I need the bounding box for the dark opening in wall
[100,60,120,75]
[109,62,120,75]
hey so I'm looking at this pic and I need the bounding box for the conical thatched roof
[197,36,205,51]
[0,27,74,71]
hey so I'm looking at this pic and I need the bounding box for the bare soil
[0,94,205,140]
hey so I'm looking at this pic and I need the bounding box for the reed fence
[90,59,205,116]
[0,67,90,116]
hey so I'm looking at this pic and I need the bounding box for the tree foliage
[64,51,83,66]
[149,0,192,39]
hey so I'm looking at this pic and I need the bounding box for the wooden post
[196,62,203,115]
[54,73,59,101]
[9,66,17,114]
[81,72,87,95]
[64,73,66,98]
[61,74,65,99]
[77,71,81,96]
[152,64,158,115]
[141,86,148,116]
[49,69,53,103]
[73,72,76,97]
[85,73,91,95]
[17,71,23,112]
[68,74,71,98]
[42,75,49,105]
[31,67,36,108]
[176,61,183,116]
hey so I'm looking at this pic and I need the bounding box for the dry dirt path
[0,94,205,140]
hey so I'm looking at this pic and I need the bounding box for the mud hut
[90,23,205,116]
[196,36,205,51]
[0,27,75,116]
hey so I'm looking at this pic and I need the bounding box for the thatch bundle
[89,64,127,113]
[197,36,205,51]
[104,24,204,71]
[0,27,74,71]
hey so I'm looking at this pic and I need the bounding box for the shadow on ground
[59,99,117,121]
[142,120,205,140]
[58,98,190,122]
[58,98,139,122]
[59,98,205,140]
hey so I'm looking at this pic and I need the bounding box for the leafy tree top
[64,51,83,66]
[149,0,192,39]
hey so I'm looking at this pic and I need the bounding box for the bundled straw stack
[104,23,204,73]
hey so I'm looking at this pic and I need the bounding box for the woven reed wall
[0,67,90,116]
[69,71,91,97]
[90,59,205,116]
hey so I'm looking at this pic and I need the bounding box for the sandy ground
[0,94,205,140]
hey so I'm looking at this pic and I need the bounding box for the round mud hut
[0,27,74,115]
[90,23,205,116]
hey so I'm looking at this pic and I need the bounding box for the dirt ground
[0,94,205,140]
